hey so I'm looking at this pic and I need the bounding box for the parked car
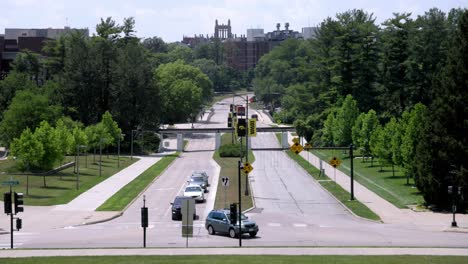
[192,171,209,186]
[251,114,258,121]
[188,175,208,192]
[205,209,259,238]
[170,196,197,220]
[183,185,205,202]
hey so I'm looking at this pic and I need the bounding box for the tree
[412,10,468,209]
[378,13,413,118]
[10,128,44,171]
[142,36,168,53]
[154,61,213,124]
[55,118,74,164]
[380,117,399,175]
[401,103,428,184]
[101,111,122,148]
[352,109,379,160]
[0,89,62,146]
[0,72,36,116]
[333,95,359,146]
[321,111,336,146]
[11,50,43,86]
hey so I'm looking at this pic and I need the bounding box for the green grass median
[97,153,179,211]
[0,155,137,206]
[213,133,254,211]
[3,255,467,264]
[312,150,424,209]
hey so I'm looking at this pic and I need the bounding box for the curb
[80,211,124,226]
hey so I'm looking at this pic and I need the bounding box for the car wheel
[229,228,236,238]
[208,225,215,235]
[249,232,257,237]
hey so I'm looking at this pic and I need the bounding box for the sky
[1,0,467,42]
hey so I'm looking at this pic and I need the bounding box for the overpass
[158,126,296,152]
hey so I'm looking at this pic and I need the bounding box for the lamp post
[118,133,125,168]
[76,145,87,190]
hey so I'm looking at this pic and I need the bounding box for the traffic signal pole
[238,160,242,247]
[10,186,13,249]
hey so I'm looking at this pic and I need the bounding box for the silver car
[188,175,208,192]
[205,209,259,238]
[192,171,209,186]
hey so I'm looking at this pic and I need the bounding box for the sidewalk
[1,247,468,257]
[54,156,164,212]
[286,133,468,231]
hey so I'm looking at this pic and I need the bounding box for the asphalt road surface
[1,95,467,248]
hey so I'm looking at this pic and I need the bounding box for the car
[192,171,210,186]
[205,209,259,238]
[188,175,208,192]
[170,196,197,220]
[183,185,205,202]
[251,114,258,120]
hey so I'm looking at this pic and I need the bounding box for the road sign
[249,118,257,137]
[304,143,312,149]
[243,162,254,174]
[1,180,19,186]
[290,142,303,154]
[181,199,195,238]
[221,177,230,187]
[292,137,300,144]
[329,156,342,168]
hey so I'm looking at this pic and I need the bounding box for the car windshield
[185,186,201,192]
[191,176,204,181]
[227,213,248,220]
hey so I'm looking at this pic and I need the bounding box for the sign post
[181,198,195,248]
[141,195,148,248]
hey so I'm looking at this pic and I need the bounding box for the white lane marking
[319,225,332,228]
[268,223,281,227]
[293,223,307,227]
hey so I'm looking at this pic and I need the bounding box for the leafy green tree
[0,89,62,146]
[381,117,399,175]
[10,128,44,171]
[101,111,122,147]
[142,36,168,53]
[401,103,428,184]
[11,50,43,86]
[369,125,382,167]
[34,121,62,172]
[55,118,74,164]
[154,61,212,124]
[391,116,405,171]
[333,95,359,146]
[321,111,336,146]
[0,72,36,116]
[413,10,468,208]
[360,110,379,159]
[378,13,413,118]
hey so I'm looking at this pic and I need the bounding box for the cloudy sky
[1,0,466,42]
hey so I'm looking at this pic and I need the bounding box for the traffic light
[16,218,22,230]
[230,104,234,112]
[141,207,148,228]
[3,192,12,215]
[229,203,237,224]
[237,118,246,137]
[227,117,232,128]
[13,192,24,214]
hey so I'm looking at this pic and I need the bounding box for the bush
[219,144,244,157]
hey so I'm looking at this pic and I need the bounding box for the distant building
[0,27,88,78]
[181,20,315,71]
[302,27,318,40]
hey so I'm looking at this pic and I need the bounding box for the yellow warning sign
[243,162,254,174]
[290,142,303,154]
[329,157,342,168]
[249,119,257,137]
[304,143,312,149]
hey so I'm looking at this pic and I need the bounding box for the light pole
[118,133,125,168]
[76,145,87,190]
[99,138,102,177]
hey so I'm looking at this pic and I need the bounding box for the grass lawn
[0,155,137,206]
[97,153,180,211]
[3,255,467,264]
[312,150,424,209]
[213,133,255,211]
[275,133,380,221]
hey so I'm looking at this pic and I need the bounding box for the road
[1,95,467,248]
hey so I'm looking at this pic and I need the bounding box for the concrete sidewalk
[1,247,468,257]
[54,156,164,212]
[286,133,468,232]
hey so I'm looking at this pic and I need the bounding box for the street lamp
[117,133,125,168]
[76,145,87,190]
